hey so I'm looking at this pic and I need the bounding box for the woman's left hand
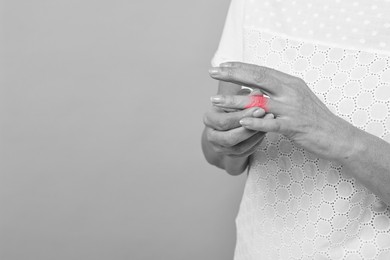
[209,62,359,163]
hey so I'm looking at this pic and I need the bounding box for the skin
[205,61,390,205]
[201,82,274,175]
[244,95,268,111]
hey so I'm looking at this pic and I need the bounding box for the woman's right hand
[203,104,273,158]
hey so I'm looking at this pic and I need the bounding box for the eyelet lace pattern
[234,28,390,260]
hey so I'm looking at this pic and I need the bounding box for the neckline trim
[244,26,390,57]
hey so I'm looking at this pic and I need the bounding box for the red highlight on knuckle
[244,95,268,112]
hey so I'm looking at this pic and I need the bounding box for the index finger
[211,94,284,115]
[211,94,267,111]
[209,62,289,97]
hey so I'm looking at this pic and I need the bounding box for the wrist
[332,119,367,166]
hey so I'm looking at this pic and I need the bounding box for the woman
[202,0,390,259]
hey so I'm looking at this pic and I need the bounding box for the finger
[248,90,267,118]
[231,131,265,157]
[209,62,288,96]
[264,113,275,119]
[245,95,268,110]
[214,131,265,157]
[203,107,259,131]
[252,111,275,119]
[239,117,282,133]
[210,94,254,110]
[252,107,266,118]
[221,87,262,112]
[247,89,268,110]
[220,107,240,113]
[207,126,258,148]
[211,94,284,115]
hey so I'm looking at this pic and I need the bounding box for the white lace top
[211,0,390,259]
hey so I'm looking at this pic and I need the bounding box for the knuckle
[226,96,237,107]
[225,67,235,79]
[254,67,267,84]
[219,94,228,103]
[216,118,228,130]
[219,138,231,147]
[204,111,228,130]
[220,133,234,147]
[208,130,232,147]
[227,131,240,147]
[212,145,224,154]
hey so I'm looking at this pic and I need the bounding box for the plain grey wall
[1,1,247,260]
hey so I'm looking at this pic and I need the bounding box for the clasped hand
[208,62,357,162]
[203,87,274,158]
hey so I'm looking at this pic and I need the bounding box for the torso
[235,1,390,259]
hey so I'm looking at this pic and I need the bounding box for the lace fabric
[211,0,390,259]
[234,28,390,260]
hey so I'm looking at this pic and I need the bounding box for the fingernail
[252,108,260,116]
[210,96,224,104]
[209,67,220,75]
[253,108,265,117]
[243,108,256,117]
[266,113,275,119]
[240,118,252,126]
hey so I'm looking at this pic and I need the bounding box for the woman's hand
[203,90,274,158]
[209,62,359,163]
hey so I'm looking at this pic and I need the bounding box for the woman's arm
[338,126,390,205]
[209,62,390,204]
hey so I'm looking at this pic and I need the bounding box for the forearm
[201,128,249,176]
[337,124,390,205]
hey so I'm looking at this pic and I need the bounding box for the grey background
[1,1,247,260]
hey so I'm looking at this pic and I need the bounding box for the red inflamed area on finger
[244,95,268,112]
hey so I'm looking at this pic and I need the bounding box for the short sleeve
[211,0,245,67]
